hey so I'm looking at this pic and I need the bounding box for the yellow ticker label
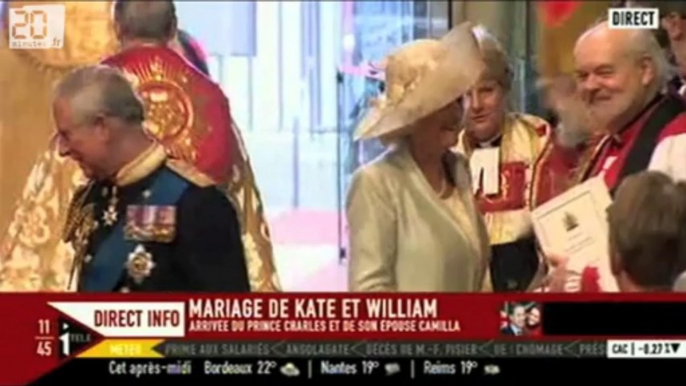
[77,339,165,358]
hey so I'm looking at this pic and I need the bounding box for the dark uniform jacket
[64,143,250,293]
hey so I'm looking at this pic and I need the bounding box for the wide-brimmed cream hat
[354,22,486,141]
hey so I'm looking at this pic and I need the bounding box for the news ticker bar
[155,340,605,359]
[32,356,686,384]
[78,340,686,359]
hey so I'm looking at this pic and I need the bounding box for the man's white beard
[555,123,590,149]
[555,104,592,149]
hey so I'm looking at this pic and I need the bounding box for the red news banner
[0,293,685,384]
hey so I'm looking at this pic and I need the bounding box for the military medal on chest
[125,203,177,243]
[122,197,178,286]
[102,186,119,226]
[126,245,156,285]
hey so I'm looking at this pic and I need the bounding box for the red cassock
[101,46,238,184]
[584,94,686,192]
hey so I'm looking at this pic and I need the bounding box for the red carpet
[268,210,346,245]
[290,259,348,292]
[268,209,349,291]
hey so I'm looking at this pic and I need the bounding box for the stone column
[452,1,514,48]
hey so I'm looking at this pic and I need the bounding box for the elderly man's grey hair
[55,65,145,126]
[625,28,675,90]
[113,0,176,42]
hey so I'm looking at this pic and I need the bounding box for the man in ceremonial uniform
[103,0,279,292]
[457,26,550,291]
[58,66,250,292]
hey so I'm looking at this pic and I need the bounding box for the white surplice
[346,141,491,292]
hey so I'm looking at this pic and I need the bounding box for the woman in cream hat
[346,23,492,292]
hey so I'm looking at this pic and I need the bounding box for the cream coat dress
[346,141,491,292]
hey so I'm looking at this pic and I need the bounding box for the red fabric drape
[539,1,581,27]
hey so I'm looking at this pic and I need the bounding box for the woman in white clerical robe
[456,25,551,292]
[346,23,492,292]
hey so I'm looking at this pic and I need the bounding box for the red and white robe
[457,113,550,291]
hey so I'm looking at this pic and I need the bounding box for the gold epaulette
[166,159,215,188]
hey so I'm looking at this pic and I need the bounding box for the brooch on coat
[124,205,177,243]
[126,245,155,285]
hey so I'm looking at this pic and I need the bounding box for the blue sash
[80,168,189,292]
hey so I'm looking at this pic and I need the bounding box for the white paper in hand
[531,177,618,292]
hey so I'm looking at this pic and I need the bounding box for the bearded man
[529,76,603,209]
[542,22,686,292]
[529,0,610,209]
[574,22,686,187]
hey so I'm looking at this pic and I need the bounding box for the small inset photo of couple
[500,301,541,337]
